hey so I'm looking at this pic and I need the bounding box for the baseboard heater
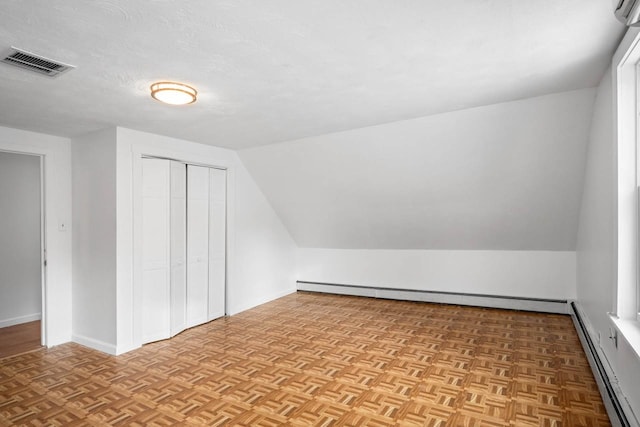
[569,302,636,427]
[297,280,568,314]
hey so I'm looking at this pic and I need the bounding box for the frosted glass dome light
[150,82,197,105]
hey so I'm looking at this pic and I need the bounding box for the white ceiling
[0,0,624,149]
[0,1,625,251]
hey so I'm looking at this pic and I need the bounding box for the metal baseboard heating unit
[297,281,569,314]
[569,302,638,427]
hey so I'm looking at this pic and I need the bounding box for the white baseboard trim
[297,281,569,314]
[569,302,639,427]
[0,313,41,328]
[72,334,117,356]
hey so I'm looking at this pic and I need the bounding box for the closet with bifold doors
[140,157,226,345]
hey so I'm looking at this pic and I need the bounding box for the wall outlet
[609,327,618,348]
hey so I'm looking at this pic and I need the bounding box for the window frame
[611,27,640,356]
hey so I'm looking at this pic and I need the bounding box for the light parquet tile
[0,292,611,425]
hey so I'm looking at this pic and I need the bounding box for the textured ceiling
[0,0,624,149]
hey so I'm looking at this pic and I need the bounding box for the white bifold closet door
[141,159,171,344]
[140,159,226,345]
[186,165,210,328]
[170,161,187,337]
[208,168,226,320]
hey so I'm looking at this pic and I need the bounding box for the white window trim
[612,27,640,359]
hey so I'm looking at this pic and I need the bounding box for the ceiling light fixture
[150,81,197,105]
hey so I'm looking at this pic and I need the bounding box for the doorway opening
[0,151,45,358]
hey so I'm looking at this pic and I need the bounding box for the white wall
[0,152,41,327]
[239,89,594,251]
[72,128,118,351]
[240,91,588,310]
[115,127,296,354]
[233,163,298,314]
[0,126,72,346]
[576,67,640,416]
[298,249,576,300]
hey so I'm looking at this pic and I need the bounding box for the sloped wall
[240,89,595,251]
[240,90,594,301]
[233,160,298,314]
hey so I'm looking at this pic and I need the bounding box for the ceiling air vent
[1,46,75,77]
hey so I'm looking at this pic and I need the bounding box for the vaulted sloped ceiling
[0,1,625,250]
[239,89,596,250]
[0,0,624,149]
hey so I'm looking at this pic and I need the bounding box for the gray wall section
[0,151,41,325]
[576,67,640,419]
[71,128,117,347]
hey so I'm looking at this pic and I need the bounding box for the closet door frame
[131,152,229,350]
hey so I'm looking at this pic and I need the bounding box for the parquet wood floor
[0,292,609,426]
[0,321,41,359]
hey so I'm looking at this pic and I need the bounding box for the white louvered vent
[1,46,75,77]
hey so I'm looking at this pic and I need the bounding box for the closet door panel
[170,161,187,337]
[141,159,171,344]
[208,168,226,320]
[186,165,209,328]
